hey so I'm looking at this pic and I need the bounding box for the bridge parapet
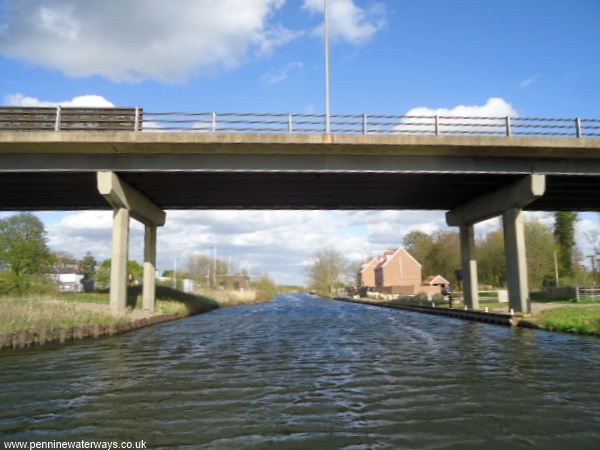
[1,107,599,139]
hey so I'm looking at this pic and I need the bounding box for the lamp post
[173,257,179,290]
[210,246,217,288]
[324,0,331,134]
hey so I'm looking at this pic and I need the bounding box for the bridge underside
[1,171,599,211]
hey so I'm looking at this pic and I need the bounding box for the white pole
[324,0,331,134]
[553,250,559,288]
[212,246,217,288]
[173,257,178,289]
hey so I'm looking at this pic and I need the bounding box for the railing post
[288,113,293,133]
[211,112,217,133]
[133,106,140,132]
[54,106,62,132]
[506,116,512,137]
[434,115,440,136]
[362,113,368,134]
[576,117,582,138]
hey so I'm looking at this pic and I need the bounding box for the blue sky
[1,0,599,283]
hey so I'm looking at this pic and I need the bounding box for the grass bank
[530,305,600,335]
[0,286,219,337]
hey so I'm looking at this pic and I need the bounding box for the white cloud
[303,0,385,44]
[577,214,600,264]
[262,61,304,84]
[0,0,292,83]
[519,75,540,88]
[395,97,518,135]
[25,209,600,284]
[6,93,114,107]
[40,209,456,285]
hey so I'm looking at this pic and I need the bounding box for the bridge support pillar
[460,224,479,310]
[503,208,531,314]
[447,175,546,313]
[110,207,130,313]
[98,172,166,313]
[143,225,157,312]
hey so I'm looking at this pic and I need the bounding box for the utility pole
[324,0,331,134]
[173,257,178,289]
[212,246,217,288]
[553,250,559,288]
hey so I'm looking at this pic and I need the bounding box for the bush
[414,292,430,304]
[388,293,431,306]
[431,293,444,303]
[0,272,57,296]
[252,273,278,301]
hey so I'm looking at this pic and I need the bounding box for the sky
[1,0,599,284]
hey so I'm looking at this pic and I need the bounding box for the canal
[1,294,600,449]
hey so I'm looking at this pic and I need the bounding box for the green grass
[0,296,127,335]
[533,305,600,334]
[531,298,600,305]
[0,286,220,335]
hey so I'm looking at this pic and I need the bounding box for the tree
[81,252,97,280]
[252,272,278,300]
[524,220,555,288]
[307,247,349,296]
[403,230,460,284]
[477,229,506,287]
[0,212,55,289]
[403,231,434,269]
[554,212,578,277]
[54,251,77,268]
[426,231,460,283]
[184,254,213,286]
[96,259,143,285]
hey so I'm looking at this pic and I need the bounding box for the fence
[576,286,600,301]
[1,106,600,138]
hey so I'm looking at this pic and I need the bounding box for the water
[1,294,600,449]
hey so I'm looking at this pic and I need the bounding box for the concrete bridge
[1,107,600,315]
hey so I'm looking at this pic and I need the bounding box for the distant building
[374,248,422,290]
[358,257,379,288]
[49,270,84,293]
[423,274,450,288]
[357,247,445,298]
[218,274,251,291]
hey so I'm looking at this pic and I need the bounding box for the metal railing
[576,286,600,301]
[1,106,599,138]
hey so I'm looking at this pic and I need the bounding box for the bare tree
[306,247,349,296]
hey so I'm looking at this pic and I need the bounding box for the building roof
[423,274,450,285]
[375,247,423,270]
[360,257,378,272]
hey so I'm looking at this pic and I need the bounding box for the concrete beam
[446,175,546,226]
[460,224,479,310]
[97,171,166,226]
[143,225,157,312]
[4,154,600,177]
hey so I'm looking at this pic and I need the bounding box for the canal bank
[335,297,519,326]
[0,287,270,351]
[335,297,600,338]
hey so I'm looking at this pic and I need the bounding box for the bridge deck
[0,132,599,211]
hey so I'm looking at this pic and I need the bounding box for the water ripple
[1,294,600,449]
